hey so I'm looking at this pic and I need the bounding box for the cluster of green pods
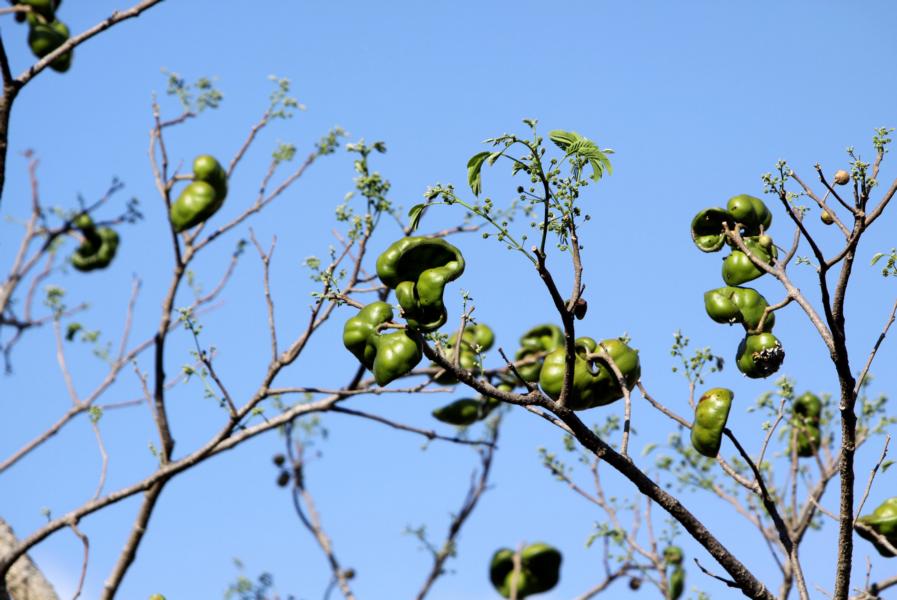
[70,214,118,272]
[15,1,72,72]
[538,336,640,410]
[489,543,562,598]
[343,237,465,386]
[691,194,785,379]
[342,301,422,386]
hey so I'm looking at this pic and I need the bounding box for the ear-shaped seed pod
[690,388,734,457]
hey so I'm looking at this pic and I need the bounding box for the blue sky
[2,1,897,598]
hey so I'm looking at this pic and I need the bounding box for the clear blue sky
[2,1,897,598]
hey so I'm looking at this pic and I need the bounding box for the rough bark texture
[0,517,58,600]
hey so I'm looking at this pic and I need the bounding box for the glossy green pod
[515,324,564,382]
[736,333,785,378]
[722,237,777,285]
[539,337,640,410]
[690,207,733,252]
[169,155,228,232]
[376,237,465,332]
[856,497,897,557]
[690,388,734,457]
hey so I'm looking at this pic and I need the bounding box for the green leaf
[642,443,658,456]
[467,151,491,196]
[871,252,885,265]
[548,130,581,152]
[407,203,426,233]
[487,150,504,166]
[522,118,538,130]
[882,460,894,473]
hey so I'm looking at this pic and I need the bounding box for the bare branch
[414,422,499,600]
[853,435,890,525]
[16,0,167,86]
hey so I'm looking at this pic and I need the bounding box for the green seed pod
[342,302,422,385]
[791,392,822,458]
[726,194,772,234]
[465,323,495,351]
[342,302,394,370]
[432,323,494,384]
[431,398,491,426]
[70,216,119,272]
[515,324,564,382]
[370,331,423,386]
[169,155,228,232]
[690,207,733,252]
[792,425,821,458]
[795,392,822,419]
[376,237,465,332]
[856,497,897,557]
[27,19,72,72]
[703,286,775,332]
[489,543,562,599]
[722,237,777,285]
[539,337,640,410]
[736,333,785,378]
[690,388,734,458]
[668,565,685,600]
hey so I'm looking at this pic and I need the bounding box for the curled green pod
[703,286,775,332]
[726,194,772,234]
[27,19,72,72]
[539,337,640,410]
[370,331,422,386]
[736,333,785,378]
[376,237,465,332]
[169,155,228,232]
[342,302,422,385]
[722,237,777,285]
[70,216,119,272]
[690,207,733,252]
[690,388,734,457]
[856,497,897,557]
[489,543,562,599]
[342,301,394,370]
[515,324,564,382]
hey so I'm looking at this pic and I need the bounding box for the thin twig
[853,435,890,524]
[414,421,499,600]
